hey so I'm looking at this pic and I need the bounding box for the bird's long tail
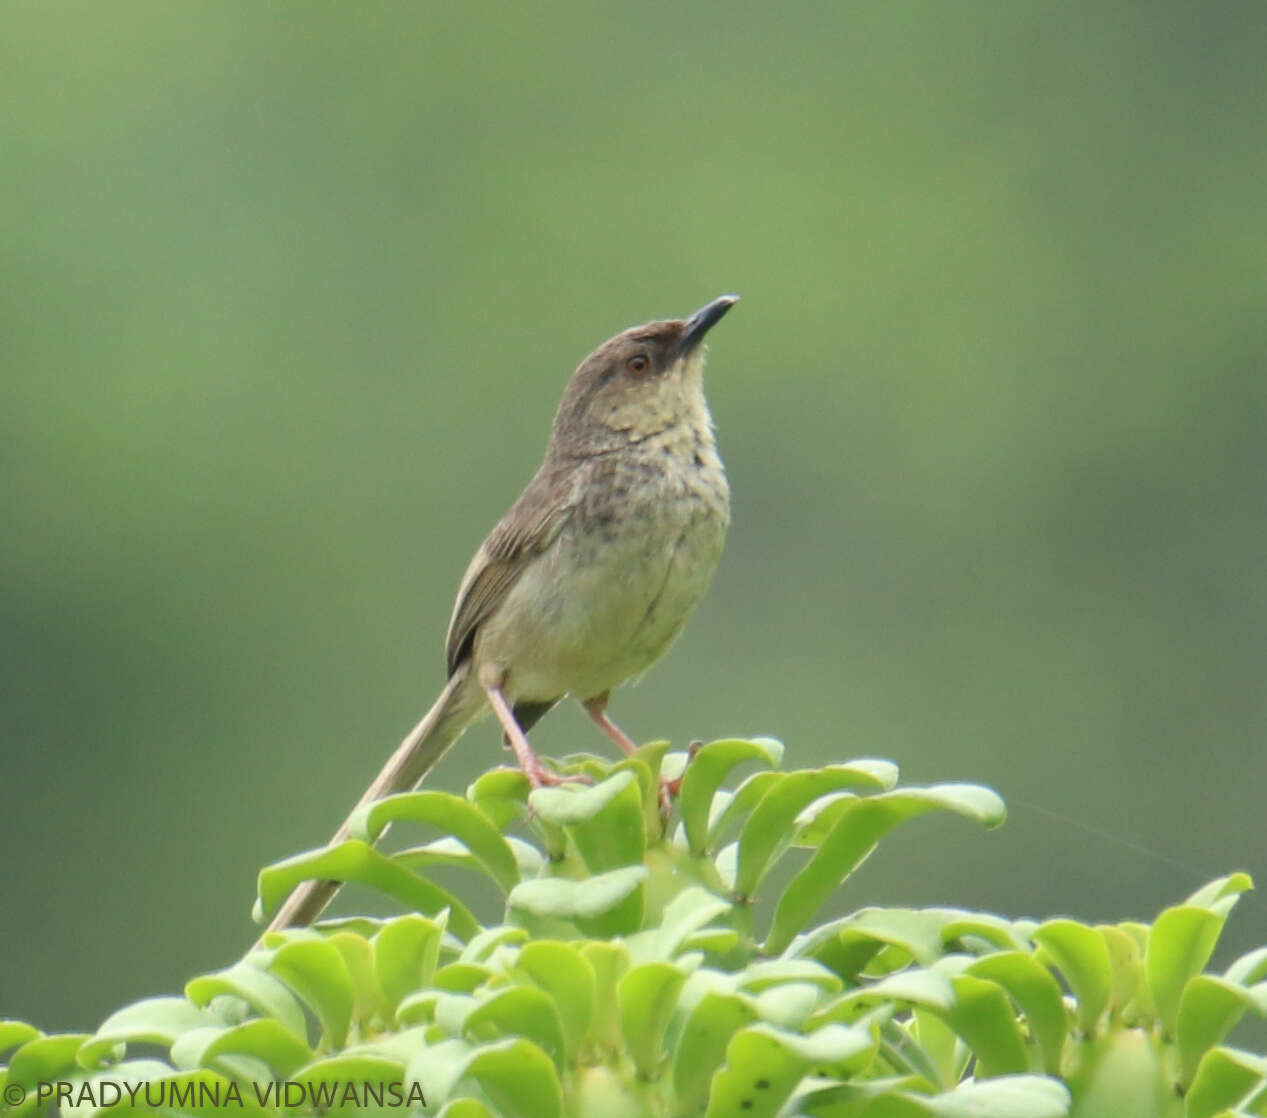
[257,663,481,940]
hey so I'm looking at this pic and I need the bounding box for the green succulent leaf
[614,740,673,839]
[508,864,647,938]
[348,790,521,893]
[393,836,523,881]
[529,771,646,872]
[460,924,529,964]
[168,1024,237,1071]
[766,785,1006,953]
[1185,873,1254,908]
[581,942,631,1055]
[706,770,785,851]
[818,968,958,1025]
[433,963,494,993]
[1184,1046,1267,1118]
[464,986,567,1071]
[944,974,1032,1077]
[753,982,824,1029]
[406,1038,472,1110]
[433,992,480,1038]
[255,839,480,939]
[622,739,673,781]
[514,941,596,1061]
[940,912,1033,954]
[792,907,950,975]
[9,1032,93,1085]
[789,1075,933,1116]
[1147,903,1238,1036]
[911,1008,962,1089]
[395,991,440,1027]
[629,884,733,962]
[617,961,688,1080]
[1097,923,1147,1020]
[684,927,741,956]
[1225,945,1267,987]
[329,930,392,1023]
[193,1017,314,1078]
[792,768,918,847]
[466,769,531,832]
[527,771,638,828]
[286,1053,407,1116]
[374,913,448,1013]
[705,1023,874,1118]
[679,738,785,854]
[266,938,356,1049]
[965,952,1068,1075]
[409,1037,563,1118]
[854,1074,1071,1117]
[739,960,843,994]
[1032,919,1113,1033]
[0,1023,41,1060]
[78,997,213,1069]
[184,960,307,1039]
[1176,975,1267,1088]
[738,767,928,902]
[673,991,761,1115]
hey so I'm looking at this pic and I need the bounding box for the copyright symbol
[3,1083,26,1106]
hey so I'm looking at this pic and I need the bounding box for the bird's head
[549,295,738,454]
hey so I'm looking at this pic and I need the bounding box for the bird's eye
[627,354,650,374]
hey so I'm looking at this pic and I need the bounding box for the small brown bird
[265,296,736,931]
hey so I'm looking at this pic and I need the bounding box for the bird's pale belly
[481,484,727,703]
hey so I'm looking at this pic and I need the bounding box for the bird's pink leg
[585,693,680,817]
[583,693,638,755]
[483,680,569,787]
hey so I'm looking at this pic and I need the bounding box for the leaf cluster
[3,740,1265,1117]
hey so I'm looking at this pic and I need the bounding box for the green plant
[3,739,1265,1117]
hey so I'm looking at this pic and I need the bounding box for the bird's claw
[654,739,704,821]
[526,764,593,789]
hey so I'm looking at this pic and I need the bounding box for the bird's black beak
[680,294,739,354]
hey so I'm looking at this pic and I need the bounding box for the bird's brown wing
[444,461,579,676]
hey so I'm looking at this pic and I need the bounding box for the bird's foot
[525,761,593,789]
[654,740,703,821]
[583,695,639,756]
[516,755,590,790]
[661,739,704,800]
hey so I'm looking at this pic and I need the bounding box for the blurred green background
[4,1,1265,1030]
